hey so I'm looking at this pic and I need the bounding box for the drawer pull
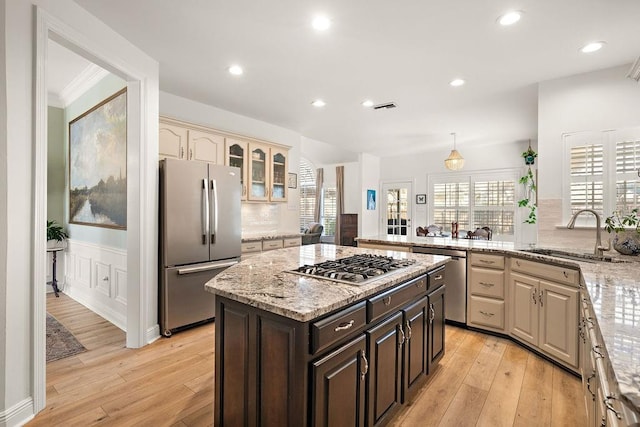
[479,282,495,287]
[563,271,569,278]
[480,259,495,264]
[479,310,495,317]
[433,274,443,280]
[383,296,392,306]
[246,246,256,250]
[416,281,424,288]
[360,351,368,381]
[405,320,412,340]
[516,260,521,267]
[334,320,355,332]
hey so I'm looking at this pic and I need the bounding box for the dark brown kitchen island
[205,244,450,426]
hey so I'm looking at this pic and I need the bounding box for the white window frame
[428,168,522,242]
[562,127,640,226]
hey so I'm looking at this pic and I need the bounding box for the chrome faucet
[567,209,610,258]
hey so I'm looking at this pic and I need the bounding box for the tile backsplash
[241,203,295,237]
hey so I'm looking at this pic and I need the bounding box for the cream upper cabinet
[508,258,579,369]
[270,147,288,202]
[248,142,270,201]
[159,122,188,160]
[225,139,249,200]
[159,118,224,164]
[188,130,224,163]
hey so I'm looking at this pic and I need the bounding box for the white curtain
[314,168,323,223]
[335,166,344,245]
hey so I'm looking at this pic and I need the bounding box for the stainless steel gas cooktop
[287,254,416,285]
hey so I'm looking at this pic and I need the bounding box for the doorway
[381,181,413,236]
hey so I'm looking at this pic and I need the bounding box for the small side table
[47,247,64,297]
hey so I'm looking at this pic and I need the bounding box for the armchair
[302,222,324,245]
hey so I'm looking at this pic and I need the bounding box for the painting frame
[416,194,427,204]
[288,172,297,189]
[69,88,127,230]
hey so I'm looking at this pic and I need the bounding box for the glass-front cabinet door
[270,148,288,202]
[248,143,270,201]
[225,139,248,200]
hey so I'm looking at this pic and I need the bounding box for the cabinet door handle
[360,351,368,381]
[405,320,412,340]
[592,345,604,359]
[383,296,392,306]
[479,310,494,317]
[479,282,494,287]
[334,320,355,332]
[586,373,596,399]
[539,289,544,307]
[180,147,184,159]
[242,185,246,196]
[604,396,623,420]
[398,326,405,346]
[532,288,537,305]
[516,260,521,267]
[429,303,435,323]
[189,148,193,160]
[480,259,495,264]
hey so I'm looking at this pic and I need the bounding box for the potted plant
[604,209,640,255]
[47,220,68,248]
[522,146,537,165]
[518,167,537,224]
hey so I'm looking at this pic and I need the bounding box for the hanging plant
[518,167,537,224]
[522,146,538,165]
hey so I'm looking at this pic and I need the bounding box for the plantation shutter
[569,144,604,216]
[299,158,316,230]
[615,139,640,212]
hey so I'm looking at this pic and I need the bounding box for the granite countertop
[242,233,303,242]
[205,244,449,322]
[357,233,640,412]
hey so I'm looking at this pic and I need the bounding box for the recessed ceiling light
[580,41,606,53]
[449,79,465,87]
[498,11,522,26]
[311,99,326,107]
[361,100,374,107]
[228,65,243,76]
[312,15,331,31]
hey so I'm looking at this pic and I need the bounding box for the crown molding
[47,91,64,108]
[58,63,109,107]
[627,56,640,82]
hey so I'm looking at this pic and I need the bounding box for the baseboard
[146,324,160,344]
[0,397,33,427]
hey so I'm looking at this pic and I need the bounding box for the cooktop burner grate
[287,254,416,284]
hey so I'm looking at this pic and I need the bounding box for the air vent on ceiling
[373,102,397,110]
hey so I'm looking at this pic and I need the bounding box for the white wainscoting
[64,239,127,331]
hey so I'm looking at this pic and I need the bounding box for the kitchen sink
[521,248,623,263]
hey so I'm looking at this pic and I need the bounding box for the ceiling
[68,0,640,157]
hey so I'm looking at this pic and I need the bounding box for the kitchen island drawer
[241,241,262,253]
[311,301,367,354]
[283,237,302,247]
[469,267,505,298]
[468,296,505,330]
[426,266,445,291]
[470,252,505,269]
[367,275,427,323]
[262,239,284,251]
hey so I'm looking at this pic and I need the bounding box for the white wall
[359,153,380,237]
[1,0,158,423]
[537,64,640,248]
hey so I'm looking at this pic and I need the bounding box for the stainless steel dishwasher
[413,247,467,325]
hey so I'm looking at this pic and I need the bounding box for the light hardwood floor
[29,293,586,426]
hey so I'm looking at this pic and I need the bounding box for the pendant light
[444,132,464,170]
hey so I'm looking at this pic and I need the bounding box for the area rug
[46,313,86,362]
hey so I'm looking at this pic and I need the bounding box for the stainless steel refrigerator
[159,158,241,336]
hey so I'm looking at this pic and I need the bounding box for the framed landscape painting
[69,88,127,229]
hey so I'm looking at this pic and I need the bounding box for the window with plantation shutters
[299,158,316,231]
[429,171,518,241]
[563,129,640,224]
[322,187,337,236]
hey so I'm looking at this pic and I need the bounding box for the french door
[381,182,413,236]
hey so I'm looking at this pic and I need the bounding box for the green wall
[47,106,65,225]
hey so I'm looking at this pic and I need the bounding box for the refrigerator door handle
[177,260,239,275]
[210,179,218,244]
[202,179,209,245]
